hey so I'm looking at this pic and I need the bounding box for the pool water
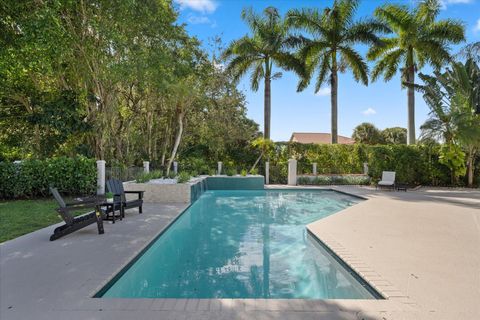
[101,190,377,299]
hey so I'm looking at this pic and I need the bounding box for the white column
[143,161,150,173]
[265,161,270,185]
[96,160,106,195]
[312,163,317,175]
[217,162,223,175]
[173,161,178,175]
[363,162,369,175]
[288,159,297,186]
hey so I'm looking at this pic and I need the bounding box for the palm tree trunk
[466,147,475,187]
[264,76,271,140]
[407,66,416,145]
[330,69,338,144]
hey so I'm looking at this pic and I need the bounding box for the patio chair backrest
[381,171,396,183]
[50,187,75,225]
[50,187,66,208]
[106,178,125,202]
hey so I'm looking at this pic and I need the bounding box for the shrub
[297,175,370,185]
[225,167,237,176]
[176,172,191,183]
[0,156,96,199]
[135,170,162,183]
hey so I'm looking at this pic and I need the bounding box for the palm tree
[286,0,386,144]
[351,122,383,144]
[368,0,464,145]
[223,7,302,140]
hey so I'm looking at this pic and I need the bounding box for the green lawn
[0,199,90,243]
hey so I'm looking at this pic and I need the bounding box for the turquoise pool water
[101,190,377,299]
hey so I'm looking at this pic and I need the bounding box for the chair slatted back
[50,187,74,225]
[106,179,125,202]
[381,171,396,183]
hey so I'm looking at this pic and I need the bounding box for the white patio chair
[377,171,396,190]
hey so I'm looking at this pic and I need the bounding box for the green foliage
[297,175,370,185]
[135,170,163,183]
[352,123,383,145]
[225,168,237,176]
[105,192,114,199]
[439,144,466,183]
[0,156,96,199]
[382,127,407,144]
[240,169,248,176]
[176,172,191,184]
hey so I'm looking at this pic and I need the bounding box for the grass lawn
[0,199,91,243]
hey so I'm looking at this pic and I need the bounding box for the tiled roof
[290,132,355,144]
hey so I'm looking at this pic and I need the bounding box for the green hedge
[297,175,371,186]
[0,156,96,199]
[269,143,458,186]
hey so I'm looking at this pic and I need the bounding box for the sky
[174,0,480,141]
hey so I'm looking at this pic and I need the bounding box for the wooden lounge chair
[106,178,144,216]
[377,171,396,190]
[49,187,104,241]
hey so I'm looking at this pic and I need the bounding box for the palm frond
[375,4,412,33]
[340,46,368,84]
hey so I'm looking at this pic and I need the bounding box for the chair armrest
[124,191,144,199]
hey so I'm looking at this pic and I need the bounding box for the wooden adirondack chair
[106,179,144,217]
[49,187,104,241]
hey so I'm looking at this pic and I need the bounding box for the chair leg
[139,205,143,214]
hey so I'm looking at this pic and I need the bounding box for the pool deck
[1,187,479,319]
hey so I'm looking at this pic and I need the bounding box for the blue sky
[174,0,480,141]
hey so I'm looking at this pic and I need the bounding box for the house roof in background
[290,132,355,144]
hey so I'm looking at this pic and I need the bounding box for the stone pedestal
[217,162,223,175]
[265,161,270,185]
[313,163,317,175]
[143,161,150,173]
[96,160,106,195]
[288,159,297,186]
[173,161,178,175]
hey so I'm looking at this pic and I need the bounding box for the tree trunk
[264,76,271,140]
[407,66,416,145]
[166,108,185,176]
[330,69,338,144]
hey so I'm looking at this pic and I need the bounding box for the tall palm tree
[223,7,302,140]
[286,0,386,144]
[368,0,464,145]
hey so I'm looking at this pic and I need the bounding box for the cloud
[188,15,211,24]
[315,87,331,96]
[362,108,377,116]
[174,0,218,13]
[440,0,473,9]
[474,18,480,33]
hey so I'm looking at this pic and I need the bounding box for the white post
[363,162,369,175]
[96,160,106,195]
[173,161,178,175]
[143,161,150,173]
[312,163,317,175]
[288,159,297,186]
[217,162,223,175]
[265,161,270,185]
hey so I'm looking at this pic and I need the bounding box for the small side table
[396,184,408,192]
[97,202,122,223]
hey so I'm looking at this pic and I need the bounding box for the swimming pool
[99,189,379,299]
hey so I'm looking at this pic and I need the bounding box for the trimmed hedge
[270,143,459,186]
[0,156,96,199]
[297,175,371,186]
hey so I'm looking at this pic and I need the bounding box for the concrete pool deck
[1,187,479,319]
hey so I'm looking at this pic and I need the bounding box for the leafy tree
[286,0,385,144]
[223,7,302,139]
[368,0,465,145]
[382,127,407,144]
[417,59,480,186]
[352,123,383,145]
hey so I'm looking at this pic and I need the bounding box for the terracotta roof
[290,132,355,144]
